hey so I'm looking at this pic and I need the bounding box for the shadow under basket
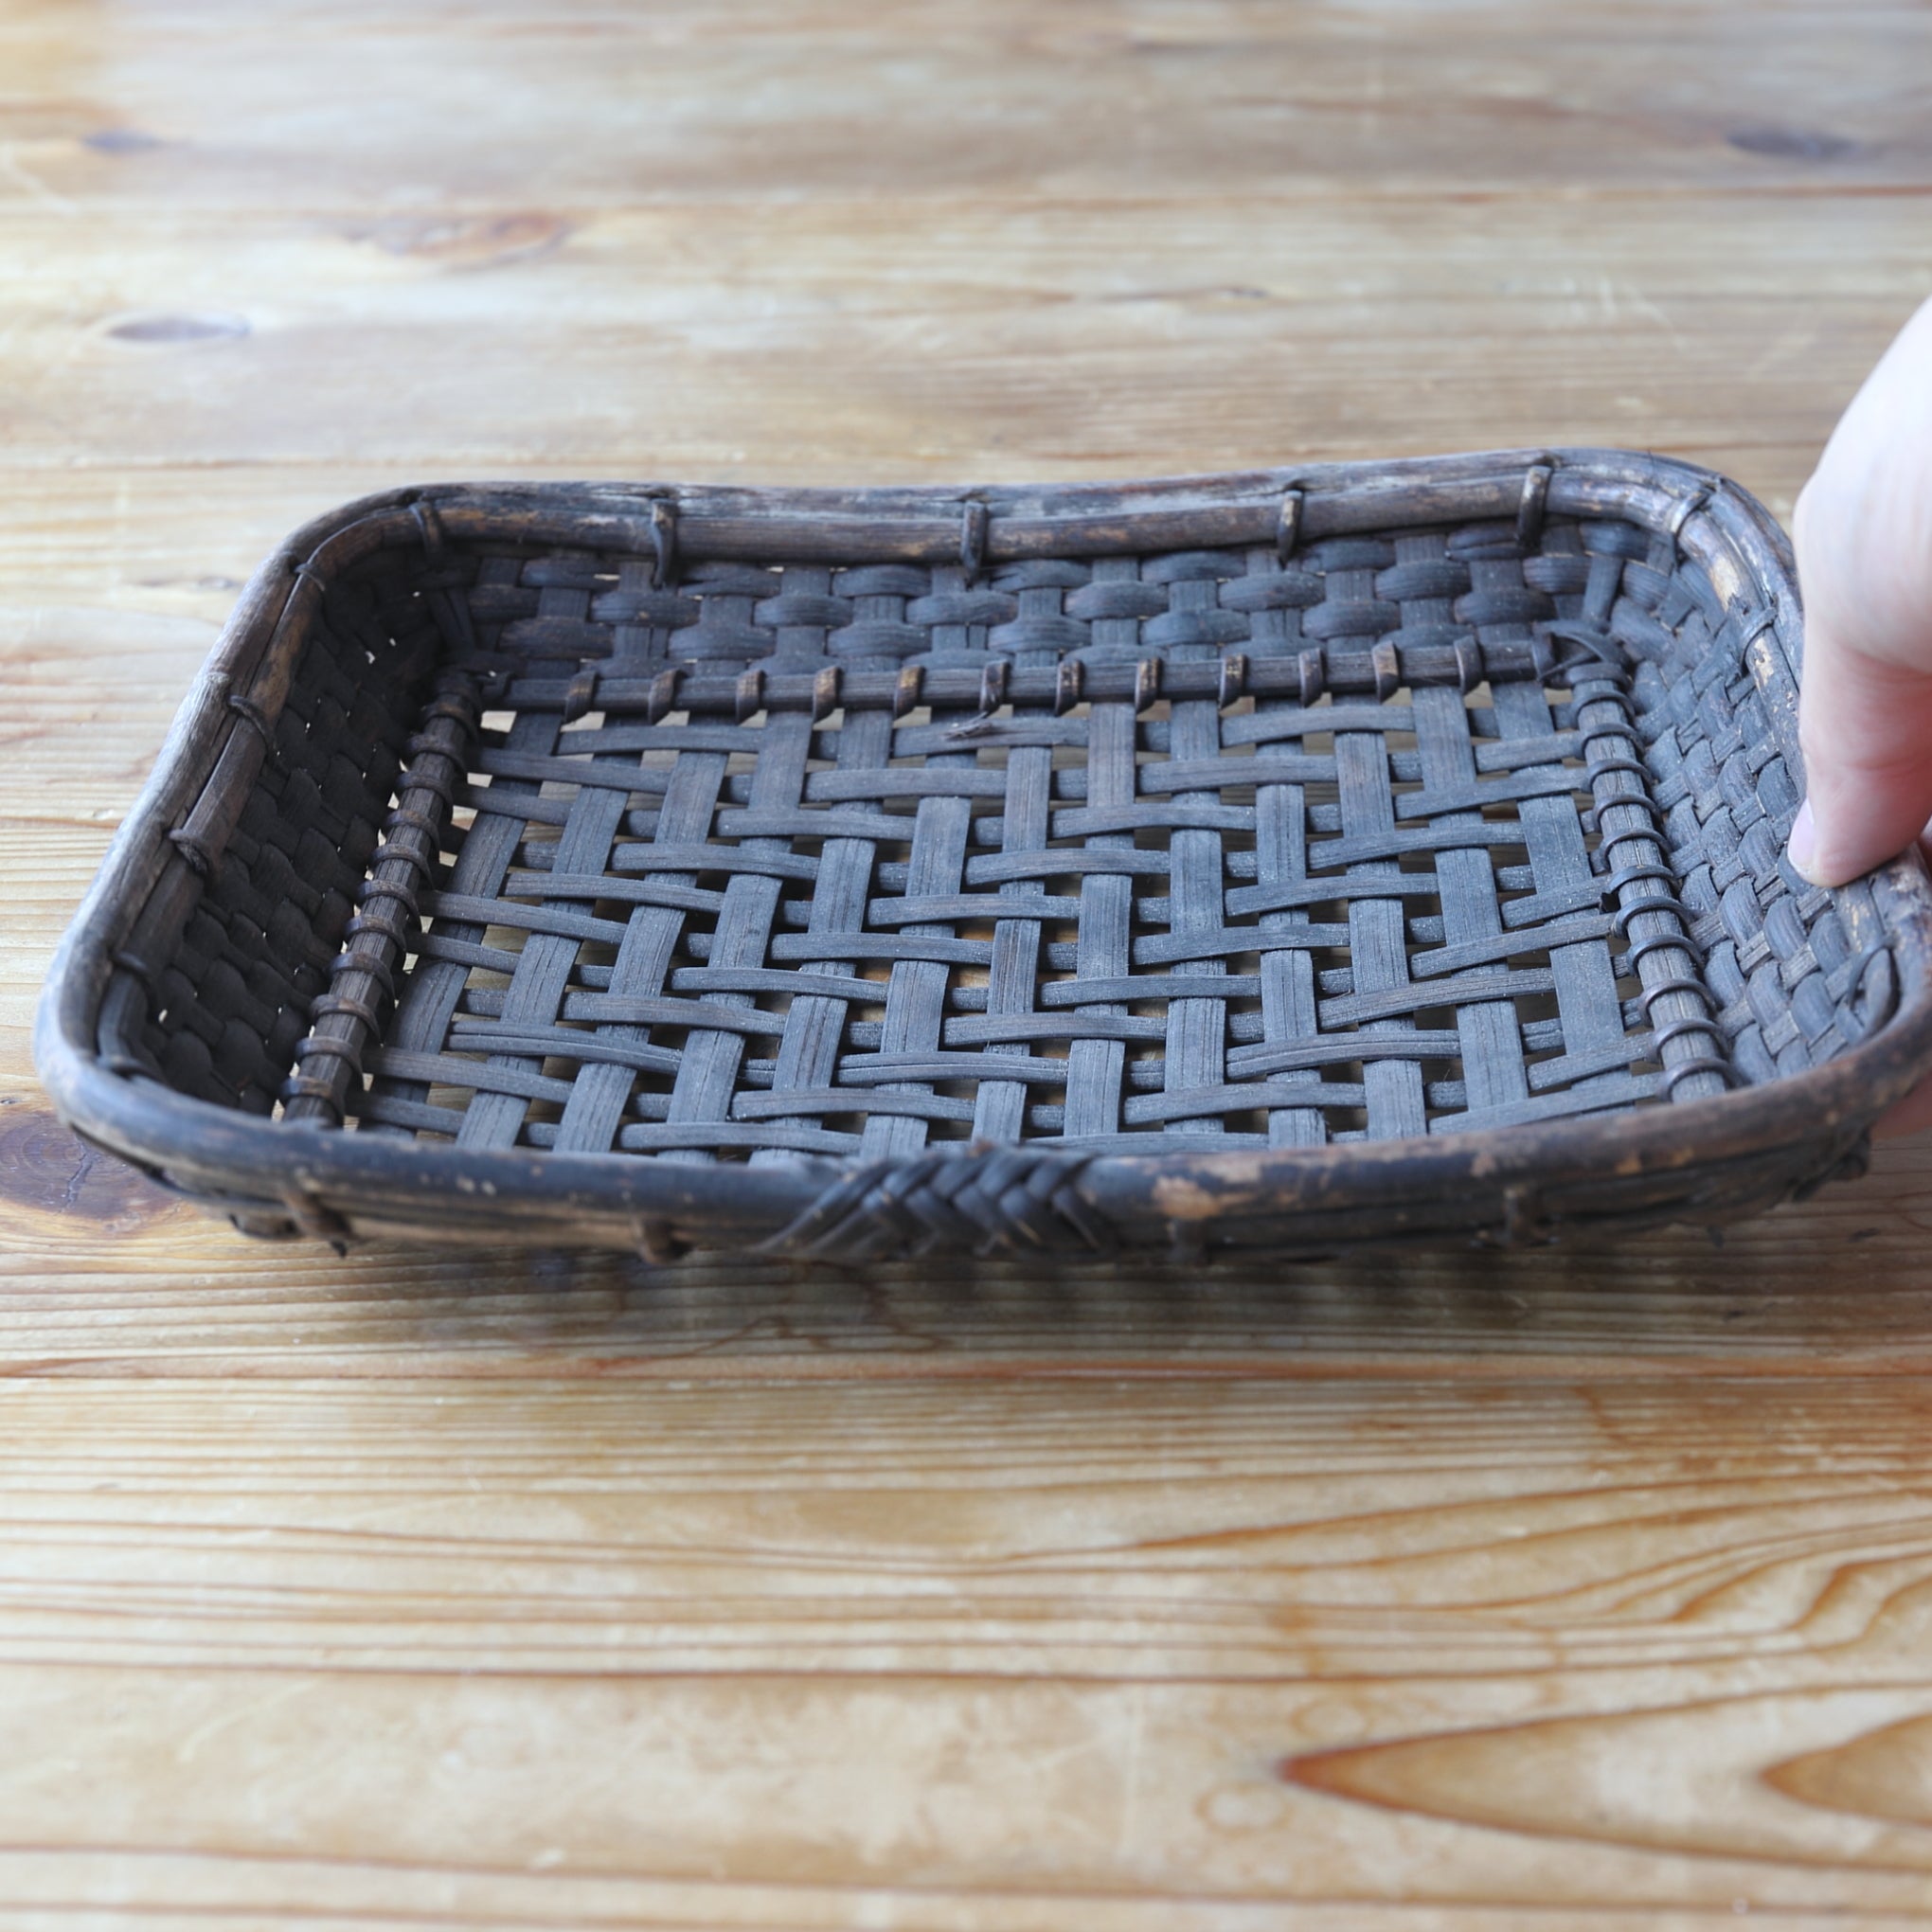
[36,450,1932,1264]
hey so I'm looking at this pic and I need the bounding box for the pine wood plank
[7,1,1932,1923]
[0,196,1926,479]
[0,1375,1929,1919]
[2,0,1929,207]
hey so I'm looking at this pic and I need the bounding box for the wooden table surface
[9,3,1932,1923]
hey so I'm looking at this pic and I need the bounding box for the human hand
[1786,297,1932,1133]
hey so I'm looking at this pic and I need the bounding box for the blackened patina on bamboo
[35,452,1932,1262]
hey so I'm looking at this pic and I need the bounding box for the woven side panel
[140,552,453,1114]
[1619,527,1894,1078]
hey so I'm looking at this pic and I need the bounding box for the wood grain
[2,198,1925,480]
[8,2,1932,1923]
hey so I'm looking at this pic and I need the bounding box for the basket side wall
[114,548,450,1116]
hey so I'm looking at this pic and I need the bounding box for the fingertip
[1785,799,1825,884]
[1785,797,1863,887]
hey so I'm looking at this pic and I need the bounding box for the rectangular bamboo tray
[36,450,1932,1262]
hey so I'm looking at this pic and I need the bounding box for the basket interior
[132,507,1901,1163]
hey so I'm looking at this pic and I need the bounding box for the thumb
[1792,617,1932,886]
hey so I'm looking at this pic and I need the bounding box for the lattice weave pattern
[147,503,1868,1172]
[134,551,440,1114]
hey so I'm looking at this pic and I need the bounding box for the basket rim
[36,446,1932,1249]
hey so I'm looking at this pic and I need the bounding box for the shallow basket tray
[36,449,1932,1263]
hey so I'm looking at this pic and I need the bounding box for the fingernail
[1788,799,1821,881]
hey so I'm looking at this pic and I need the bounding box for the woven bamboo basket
[35,450,1932,1263]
